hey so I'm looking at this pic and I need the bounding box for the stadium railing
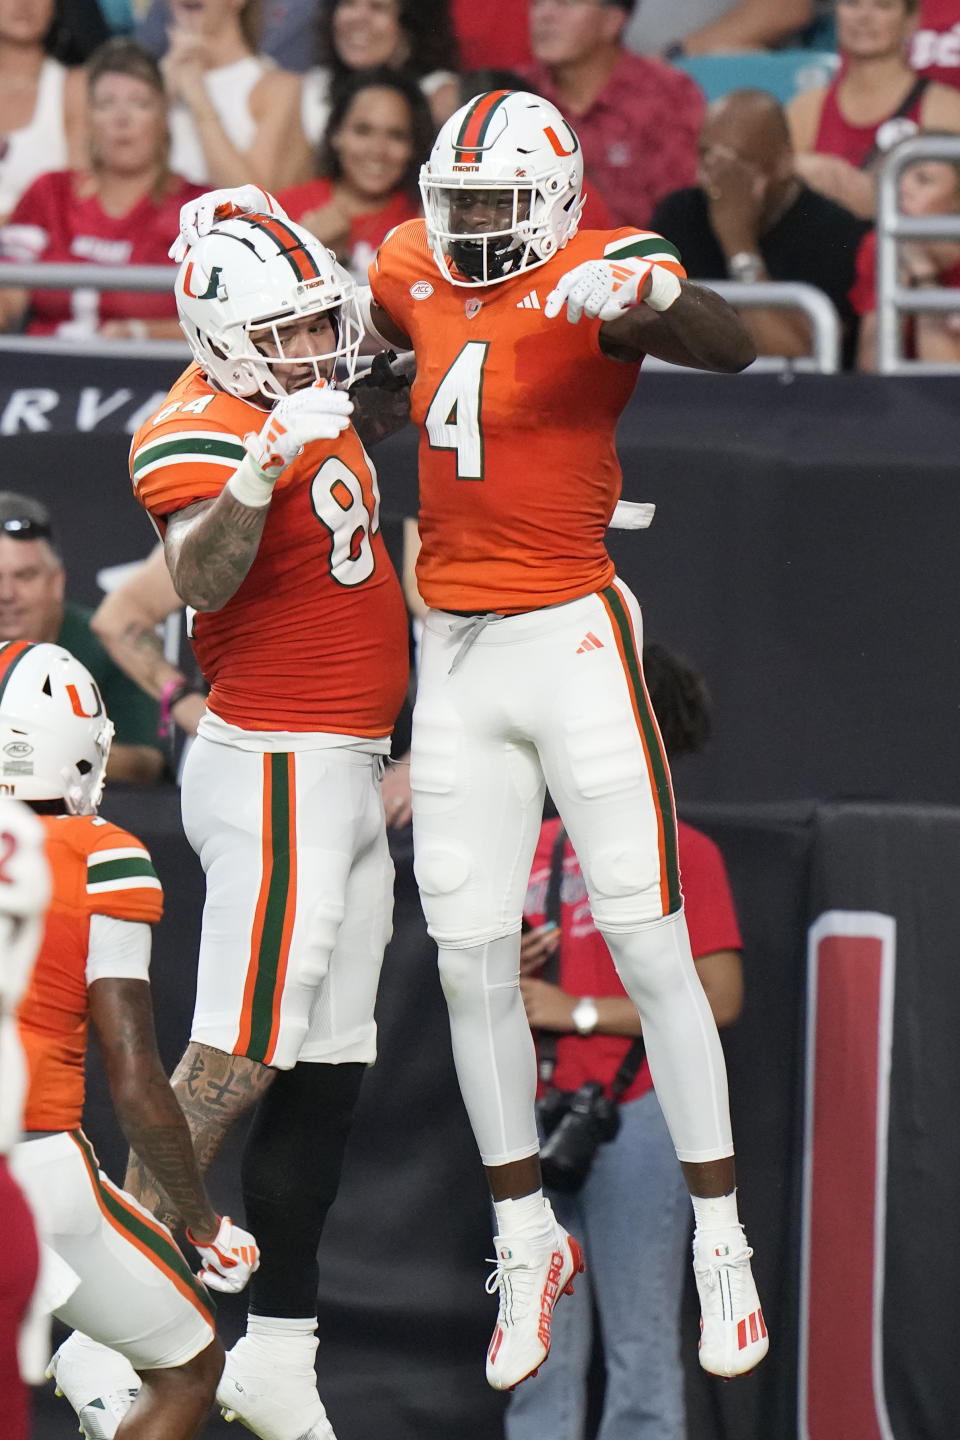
[876,132,960,375]
[0,264,843,373]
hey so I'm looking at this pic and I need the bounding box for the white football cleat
[217,1335,337,1440]
[693,1226,769,1377]
[46,1332,140,1439]
[484,1207,584,1391]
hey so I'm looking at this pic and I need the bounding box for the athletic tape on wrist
[644,266,683,312]
[227,451,276,508]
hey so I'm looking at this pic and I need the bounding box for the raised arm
[678,0,814,55]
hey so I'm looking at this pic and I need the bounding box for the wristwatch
[571,997,599,1036]
[727,251,765,284]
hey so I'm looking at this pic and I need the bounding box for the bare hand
[162,27,214,102]
[701,145,767,244]
[381,761,412,828]
[519,923,560,976]
[519,975,576,1031]
[298,198,353,263]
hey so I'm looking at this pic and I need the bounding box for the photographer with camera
[506,643,746,1440]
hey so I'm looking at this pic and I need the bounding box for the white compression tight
[598,910,733,1163]
[437,934,540,1168]
[437,913,733,1171]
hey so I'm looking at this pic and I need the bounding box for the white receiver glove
[169,185,290,262]
[229,383,354,507]
[187,1215,260,1294]
[544,256,682,324]
[243,383,354,478]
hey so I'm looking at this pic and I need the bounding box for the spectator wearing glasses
[522,0,705,228]
[0,494,165,785]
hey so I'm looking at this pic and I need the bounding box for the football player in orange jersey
[123,204,411,1440]
[0,640,260,1440]
[170,95,765,1397]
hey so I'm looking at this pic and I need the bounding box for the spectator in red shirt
[852,145,960,364]
[279,66,433,283]
[788,0,960,218]
[522,0,705,228]
[911,0,960,88]
[506,642,745,1440]
[0,37,204,339]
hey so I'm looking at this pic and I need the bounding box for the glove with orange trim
[169,185,289,261]
[242,382,354,479]
[187,1215,260,1294]
[544,257,681,324]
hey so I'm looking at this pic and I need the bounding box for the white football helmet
[420,89,585,287]
[175,212,363,401]
[0,642,114,815]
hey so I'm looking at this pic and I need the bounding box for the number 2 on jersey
[425,341,489,480]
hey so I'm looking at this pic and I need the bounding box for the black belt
[20,1129,60,1142]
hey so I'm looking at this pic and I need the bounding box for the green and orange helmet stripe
[0,640,36,704]
[453,90,514,164]
[231,212,324,283]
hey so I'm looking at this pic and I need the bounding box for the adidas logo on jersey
[516,290,541,310]
[576,633,604,653]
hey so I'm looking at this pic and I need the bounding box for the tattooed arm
[124,1040,276,1230]
[163,490,269,613]
[88,978,220,1241]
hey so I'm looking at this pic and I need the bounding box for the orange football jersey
[18,815,163,1133]
[369,221,685,614]
[130,365,409,735]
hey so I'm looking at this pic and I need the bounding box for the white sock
[244,1315,318,1367]
[691,1190,740,1234]
[493,1190,552,1242]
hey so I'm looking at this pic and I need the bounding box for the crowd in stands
[2,0,960,363]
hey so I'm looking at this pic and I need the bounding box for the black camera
[537,1081,621,1192]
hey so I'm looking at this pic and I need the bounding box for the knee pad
[584,840,669,930]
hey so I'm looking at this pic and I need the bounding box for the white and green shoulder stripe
[131,429,246,481]
[604,233,682,266]
[87,846,161,895]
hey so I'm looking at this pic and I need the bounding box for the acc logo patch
[2,742,32,758]
[410,281,434,300]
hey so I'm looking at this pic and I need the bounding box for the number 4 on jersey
[425,341,489,480]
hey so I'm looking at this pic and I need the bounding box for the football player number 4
[311,457,379,587]
[425,341,489,481]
